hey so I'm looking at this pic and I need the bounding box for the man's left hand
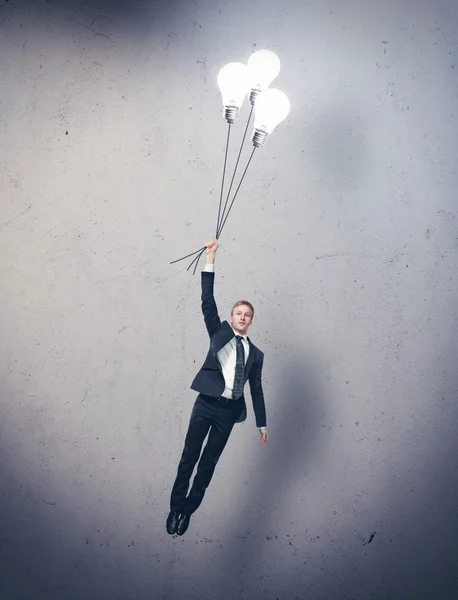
[259,429,268,445]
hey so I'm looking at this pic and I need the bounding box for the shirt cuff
[259,426,267,431]
[204,264,215,273]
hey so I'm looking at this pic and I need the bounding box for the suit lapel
[211,321,233,372]
[211,322,256,379]
[245,338,255,380]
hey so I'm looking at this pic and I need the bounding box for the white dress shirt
[216,329,250,399]
[204,264,266,431]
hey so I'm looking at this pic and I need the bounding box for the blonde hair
[231,300,254,318]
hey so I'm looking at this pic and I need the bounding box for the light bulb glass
[217,62,250,108]
[253,88,290,135]
[247,49,281,91]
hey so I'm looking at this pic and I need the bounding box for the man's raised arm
[201,237,221,337]
[204,237,218,268]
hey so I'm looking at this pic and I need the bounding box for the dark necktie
[232,335,245,400]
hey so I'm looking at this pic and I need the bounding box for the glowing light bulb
[217,62,250,123]
[247,49,281,104]
[251,88,290,148]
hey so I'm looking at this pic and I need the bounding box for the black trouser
[170,393,242,515]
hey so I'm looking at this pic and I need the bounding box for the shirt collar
[232,328,248,342]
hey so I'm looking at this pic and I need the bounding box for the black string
[187,111,254,273]
[178,146,257,273]
[186,250,201,272]
[170,123,232,267]
[193,248,206,274]
[217,105,253,239]
[170,245,206,265]
[186,247,206,274]
[171,110,256,271]
[217,147,256,239]
[215,124,231,237]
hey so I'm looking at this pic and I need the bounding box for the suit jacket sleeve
[249,353,267,428]
[201,271,221,337]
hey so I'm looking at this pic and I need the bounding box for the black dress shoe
[176,514,191,536]
[166,512,180,535]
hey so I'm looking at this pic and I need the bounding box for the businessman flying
[167,236,268,536]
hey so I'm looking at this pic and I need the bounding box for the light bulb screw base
[252,129,268,148]
[224,106,239,123]
[249,87,261,105]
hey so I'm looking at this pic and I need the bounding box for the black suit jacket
[190,271,267,428]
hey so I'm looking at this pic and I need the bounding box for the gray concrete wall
[1,0,457,598]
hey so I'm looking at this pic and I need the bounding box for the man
[166,236,268,536]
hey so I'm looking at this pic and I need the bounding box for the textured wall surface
[1,0,457,599]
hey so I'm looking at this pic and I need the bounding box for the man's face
[230,304,253,335]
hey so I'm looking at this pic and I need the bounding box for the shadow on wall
[300,344,458,600]
[210,341,458,600]
[0,0,177,35]
[0,394,120,600]
[212,345,325,597]
[1,0,150,17]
